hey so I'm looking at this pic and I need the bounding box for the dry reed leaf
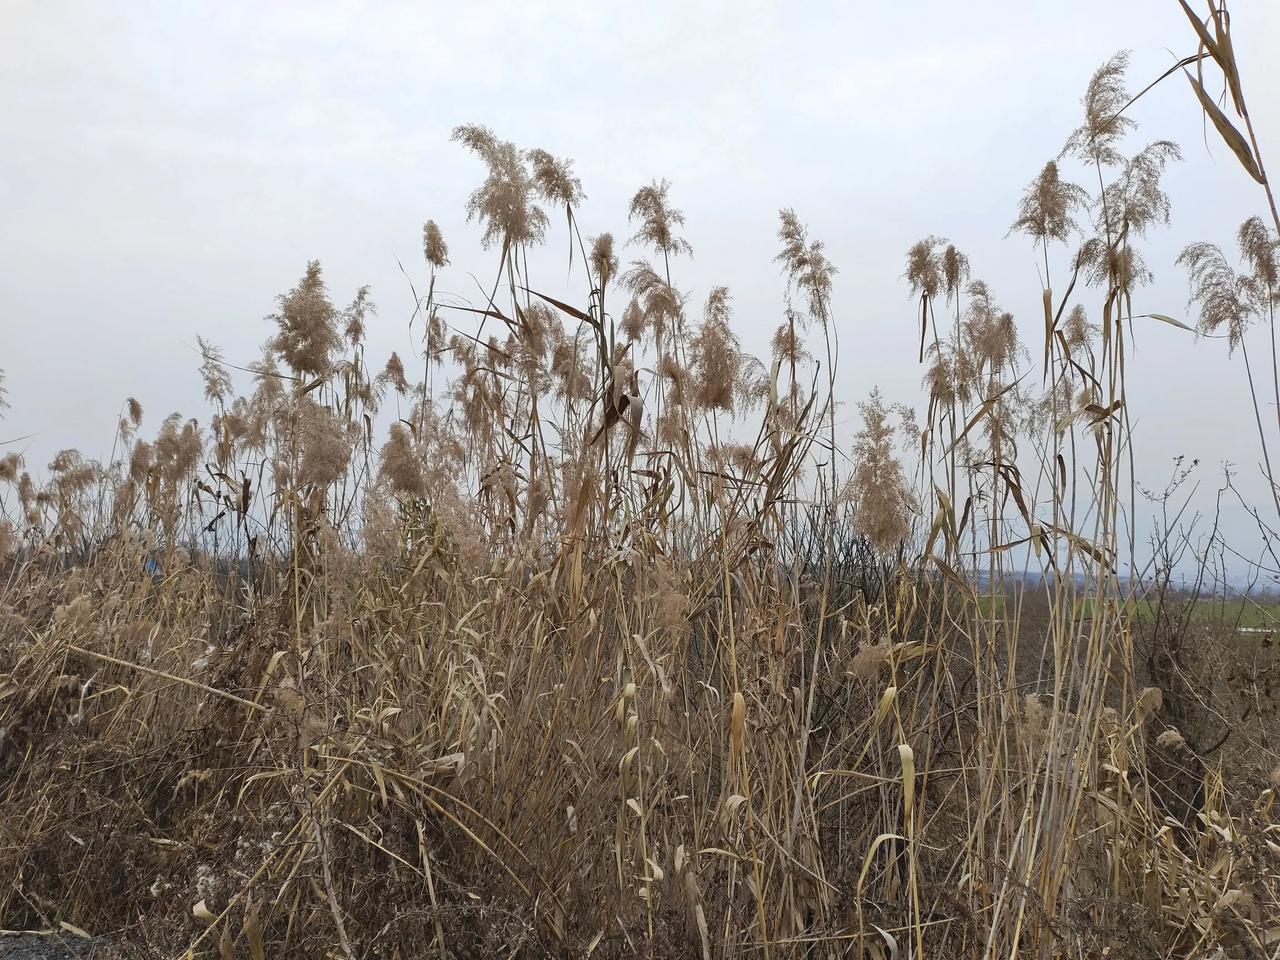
[217,920,235,960]
[694,905,711,960]
[943,378,1021,457]
[872,924,901,960]
[243,901,264,960]
[1179,0,1224,73]
[193,900,217,923]
[1048,524,1114,569]
[1042,288,1054,372]
[874,686,898,727]
[1184,70,1265,184]
[856,832,907,894]
[1176,0,1245,114]
[730,690,746,755]
[58,922,92,940]
[1212,11,1246,117]
[1215,889,1244,913]
[930,555,971,594]
[923,505,947,558]
[1141,313,1195,331]
[898,744,915,833]
[522,286,596,327]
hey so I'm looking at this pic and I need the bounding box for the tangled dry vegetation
[5,5,1280,958]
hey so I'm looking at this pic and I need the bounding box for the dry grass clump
[3,6,1280,958]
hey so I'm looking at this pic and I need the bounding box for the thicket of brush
[5,5,1280,958]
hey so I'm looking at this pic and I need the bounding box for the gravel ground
[0,935,77,960]
[0,934,120,960]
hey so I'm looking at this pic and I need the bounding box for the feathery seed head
[1011,161,1089,244]
[590,233,619,290]
[526,147,585,209]
[1060,51,1136,168]
[423,220,450,270]
[452,124,549,249]
[271,261,341,378]
[628,179,692,258]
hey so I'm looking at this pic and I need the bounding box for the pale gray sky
[4,1,1280,580]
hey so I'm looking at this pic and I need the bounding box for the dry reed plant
[3,4,1280,958]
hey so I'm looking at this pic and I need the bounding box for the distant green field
[1073,597,1280,628]
[974,595,1006,617]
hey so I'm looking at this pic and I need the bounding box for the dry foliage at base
[4,5,1280,958]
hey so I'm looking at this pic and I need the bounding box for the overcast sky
[4,1,1280,582]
